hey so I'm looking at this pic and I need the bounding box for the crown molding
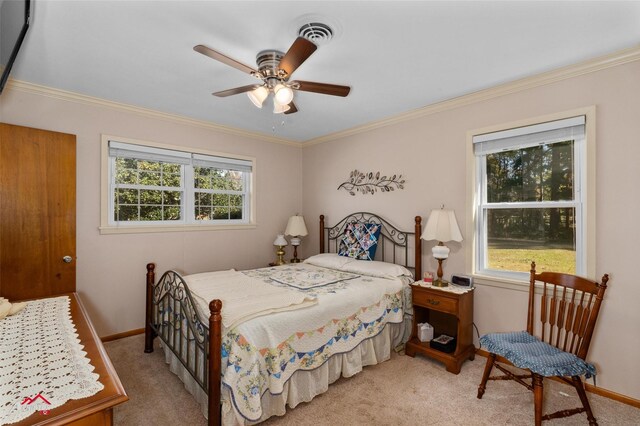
[304,44,640,146]
[6,80,300,147]
[6,44,639,148]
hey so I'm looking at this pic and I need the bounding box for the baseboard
[583,382,640,409]
[101,327,145,343]
[475,348,640,408]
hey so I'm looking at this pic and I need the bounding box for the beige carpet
[105,334,639,425]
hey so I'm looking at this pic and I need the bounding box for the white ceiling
[9,1,640,142]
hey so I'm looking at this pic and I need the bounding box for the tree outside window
[484,141,576,274]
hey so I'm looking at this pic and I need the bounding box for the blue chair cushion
[479,331,596,378]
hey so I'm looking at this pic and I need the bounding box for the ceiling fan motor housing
[256,50,284,80]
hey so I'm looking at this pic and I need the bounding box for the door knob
[63,256,73,263]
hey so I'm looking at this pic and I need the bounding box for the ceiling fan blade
[194,45,259,76]
[293,80,351,97]
[278,37,317,78]
[213,85,260,97]
[284,101,298,115]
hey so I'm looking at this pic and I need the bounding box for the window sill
[471,273,530,293]
[99,223,257,235]
[472,273,563,296]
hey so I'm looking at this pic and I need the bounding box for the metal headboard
[319,212,422,280]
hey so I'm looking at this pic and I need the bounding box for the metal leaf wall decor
[337,169,406,196]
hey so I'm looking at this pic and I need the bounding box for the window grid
[112,158,185,224]
[108,150,251,226]
[193,167,246,222]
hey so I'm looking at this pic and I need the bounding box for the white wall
[301,60,640,400]
[0,88,303,336]
[1,57,638,401]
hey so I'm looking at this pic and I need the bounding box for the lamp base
[432,279,449,287]
[275,245,286,266]
[290,244,301,263]
[433,257,448,287]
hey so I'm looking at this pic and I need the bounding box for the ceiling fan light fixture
[273,102,291,114]
[247,86,269,108]
[274,84,294,106]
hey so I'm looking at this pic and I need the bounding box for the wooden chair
[477,262,609,425]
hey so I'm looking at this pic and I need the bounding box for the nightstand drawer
[412,288,458,315]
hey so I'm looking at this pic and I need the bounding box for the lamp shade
[247,86,268,108]
[285,215,308,237]
[273,234,288,246]
[421,209,463,243]
[274,84,294,105]
[273,101,291,114]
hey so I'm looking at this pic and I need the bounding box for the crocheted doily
[0,296,104,424]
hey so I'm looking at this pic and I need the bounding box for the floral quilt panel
[263,263,360,289]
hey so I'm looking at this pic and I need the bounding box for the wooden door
[0,123,76,300]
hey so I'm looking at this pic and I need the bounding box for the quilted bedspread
[219,263,409,421]
[185,269,317,330]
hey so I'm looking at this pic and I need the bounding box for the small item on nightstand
[423,271,434,284]
[417,322,434,342]
[430,334,456,353]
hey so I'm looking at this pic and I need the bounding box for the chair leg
[572,376,598,425]
[477,353,496,399]
[533,373,544,426]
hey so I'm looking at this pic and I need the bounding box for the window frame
[100,135,256,234]
[465,107,596,287]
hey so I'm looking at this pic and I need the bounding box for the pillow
[303,253,354,270]
[341,259,413,280]
[338,222,382,261]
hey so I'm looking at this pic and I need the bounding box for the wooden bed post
[144,263,156,353]
[319,214,325,253]
[414,216,422,282]
[209,299,223,426]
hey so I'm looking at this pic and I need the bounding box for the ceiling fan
[194,36,350,115]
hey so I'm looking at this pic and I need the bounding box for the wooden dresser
[11,293,128,426]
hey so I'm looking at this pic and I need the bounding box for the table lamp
[421,207,463,287]
[273,234,288,266]
[285,215,308,263]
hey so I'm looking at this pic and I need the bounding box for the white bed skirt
[162,318,409,425]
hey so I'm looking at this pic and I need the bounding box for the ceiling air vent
[298,22,333,45]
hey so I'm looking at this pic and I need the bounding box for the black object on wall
[0,0,31,95]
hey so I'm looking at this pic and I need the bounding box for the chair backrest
[527,262,609,360]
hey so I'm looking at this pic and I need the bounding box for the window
[105,140,254,230]
[472,115,588,280]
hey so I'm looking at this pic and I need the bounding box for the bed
[144,212,423,425]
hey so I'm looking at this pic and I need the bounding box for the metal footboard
[151,269,209,391]
[144,263,223,425]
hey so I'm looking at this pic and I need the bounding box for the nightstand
[405,283,475,374]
